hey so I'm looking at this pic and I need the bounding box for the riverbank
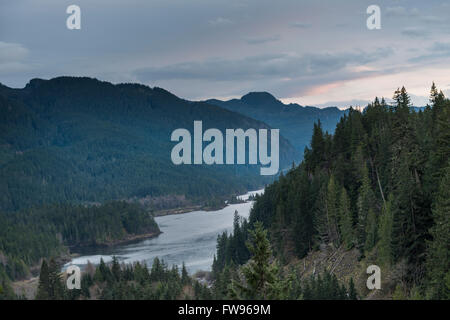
[64,189,264,275]
[10,190,263,299]
[153,203,228,217]
[152,191,254,217]
[155,206,202,216]
[16,190,262,289]
[77,231,163,248]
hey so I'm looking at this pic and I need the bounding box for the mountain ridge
[205,92,346,156]
[0,76,297,212]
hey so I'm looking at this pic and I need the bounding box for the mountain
[212,88,450,300]
[0,77,297,212]
[206,92,345,157]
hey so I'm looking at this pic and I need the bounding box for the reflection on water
[64,189,263,274]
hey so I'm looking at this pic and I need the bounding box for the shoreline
[13,189,263,297]
[94,230,163,247]
[68,230,163,252]
[153,203,228,217]
[152,189,260,217]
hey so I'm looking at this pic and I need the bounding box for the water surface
[64,189,263,274]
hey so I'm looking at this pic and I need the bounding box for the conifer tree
[391,155,416,263]
[426,165,450,299]
[430,82,438,105]
[378,195,394,266]
[315,184,330,244]
[326,175,340,246]
[364,209,378,252]
[181,262,190,285]
[432,97,450,175]
[36,258,64,300]
[48,258,64,300]
[231,222,281,299]
[338,187,355,249]
[305,120,326,170]
[348,278,358,300]
[111,256,121,282]
[36,260,50,300]
[391,87,413,152]
[357,164,376,249]
[94,258,112,283]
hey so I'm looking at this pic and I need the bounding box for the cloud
[386,6,421,17]
[289,22,312,29]
[430,42,450,53]
[402,27,429,38]
[208,17,233,26]
[0,41,28,63]
[409,42,450,63]
[245,35,281,45]
[0,42,31,73]
[386,6,444,26]
[1,0,448,104]
[386,6,408,16]
[134,48,393,83]
[421,15,444,23]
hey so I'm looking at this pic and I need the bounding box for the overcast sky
[1,0,450,108]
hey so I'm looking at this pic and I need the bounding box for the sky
[1,0,450,108]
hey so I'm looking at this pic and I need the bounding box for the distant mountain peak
[25,78,46,89]
[207,92,345,156]
[241,92,279,105]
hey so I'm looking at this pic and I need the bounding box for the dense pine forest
[0,77,298,212]
[212,84,449,300]
[28,218,358,300]
[0,77,299,299]
[0,201,159,296]
[32,257,211,300]
[1,84,448,300]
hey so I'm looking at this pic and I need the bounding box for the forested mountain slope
[0,77,297,212]
[213,85,450,299]
[0,201,160,286]
[207,92,345,156]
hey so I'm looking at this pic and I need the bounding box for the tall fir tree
[230,222,281,299]
[326,175,340,246]
[378,194,394,266]
[356,164,376,249]
[391,154,416,263]
[48,258,64,300]
[36,258,64,300]
[426,165,450,299]
[36,260,50,300]
[348,278,358,300]
[111,256,121,282]
[338,187,355,249]
[181,262,190,286]
[364,208,378,252]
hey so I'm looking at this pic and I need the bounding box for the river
[63,189,264,274]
